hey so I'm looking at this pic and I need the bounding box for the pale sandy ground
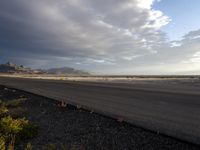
[0,74,200,84]
[1,74,200,94]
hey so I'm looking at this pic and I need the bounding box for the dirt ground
[0,85,199,150]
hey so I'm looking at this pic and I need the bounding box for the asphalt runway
[0,77,200,145]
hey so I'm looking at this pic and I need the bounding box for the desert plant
[0,136,5,150]
[0,97,38,150]
[0,116,28,135]
[0,105,8,118]
[0,116,28,150]
[0,106,8,115]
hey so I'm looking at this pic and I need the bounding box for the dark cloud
[0,0,199,74]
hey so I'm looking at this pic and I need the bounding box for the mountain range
[0,62,90,75]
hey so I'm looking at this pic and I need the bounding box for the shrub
[0,100,9,118]
[0,106,8,118]
[0,116,28,135]
[0,95,38,149]
[0,136,5,150]
[0,116,28,150]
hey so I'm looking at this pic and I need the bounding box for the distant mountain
[0,62,90,75]
[0,62,37,74]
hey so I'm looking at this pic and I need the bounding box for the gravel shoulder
[0,85,199,150]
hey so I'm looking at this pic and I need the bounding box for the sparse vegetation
[0,116,28,150]
[0,97,38,150]
[0,100,8,118]
[0,136,6,150]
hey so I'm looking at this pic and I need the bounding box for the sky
[0,0,200,75]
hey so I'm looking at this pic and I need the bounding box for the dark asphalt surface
[0,77,200,145]
[1,85,199,150]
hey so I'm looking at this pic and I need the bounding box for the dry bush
[0,97,38,150]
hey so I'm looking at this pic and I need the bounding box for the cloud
[0,0,199,74]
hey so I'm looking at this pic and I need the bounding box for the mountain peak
[6,61,14,66]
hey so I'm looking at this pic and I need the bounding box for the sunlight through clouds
[0,0,199,74]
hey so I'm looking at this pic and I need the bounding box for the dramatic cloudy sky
[0,0,200,74]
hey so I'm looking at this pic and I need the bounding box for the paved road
[0,77,200,144]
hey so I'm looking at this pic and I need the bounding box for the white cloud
[137,0,155,9]
[122,54,143,61]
